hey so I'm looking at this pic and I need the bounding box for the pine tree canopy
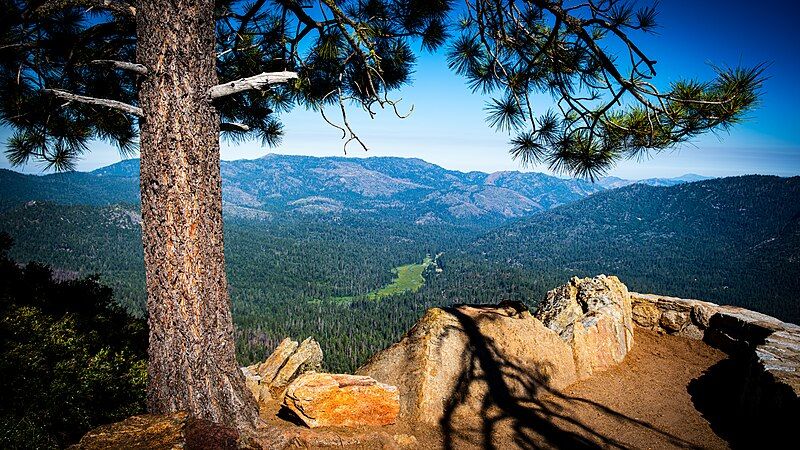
[1,0,764,179]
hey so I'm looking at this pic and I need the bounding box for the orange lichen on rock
[282,373,400,428]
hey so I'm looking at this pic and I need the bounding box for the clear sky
[2,0,797,179]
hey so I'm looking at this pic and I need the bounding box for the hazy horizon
[4,151,797,182]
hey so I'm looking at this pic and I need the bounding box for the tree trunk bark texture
[136,0,258,428]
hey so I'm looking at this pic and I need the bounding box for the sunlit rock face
[535,275,634,378]
[358,302,577,424]
[358,275,637,425]
[282,373,400,428]
[242,337,323,404]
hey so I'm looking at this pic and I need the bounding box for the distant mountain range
[0,154,710,226]
[595,173,711,189]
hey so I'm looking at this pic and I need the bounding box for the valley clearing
[331,256,433,303]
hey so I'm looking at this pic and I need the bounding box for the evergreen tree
[0,0,763,429]
[0,233,148,449]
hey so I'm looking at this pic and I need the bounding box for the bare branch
[45,89,143,117]
[45,0,137,17]
[220,122,250,132]
[90,59,148,75]
[95,0,135,16]
[208,71,298,99]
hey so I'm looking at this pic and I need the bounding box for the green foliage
[0,233,147,449]
[0,0,453,164]
[448,1,765,179]
[366,257,432,300]
[2,1,763,178]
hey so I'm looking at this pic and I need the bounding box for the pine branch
[208,71,298,99]
[45,89,143,117]
[90,60,148,75]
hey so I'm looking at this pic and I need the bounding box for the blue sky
[2,0,798,179]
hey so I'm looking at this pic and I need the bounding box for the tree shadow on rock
[440,304,702,450]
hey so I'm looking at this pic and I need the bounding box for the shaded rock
[282,373,399,428]
[241,366,261,400]
[243,337,323,403]
[682,323,705,340]
[357,303,579,424]
[753,330,800,399]
[631,291,800,434]
[535,275,634,377]
[692,303,714,329]
[660,310,689,332]
[67,412,239,450]
[705,306,795,354]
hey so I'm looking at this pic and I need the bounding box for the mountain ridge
[1,154,713,227]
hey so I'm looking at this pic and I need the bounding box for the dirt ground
[261,329,734,449]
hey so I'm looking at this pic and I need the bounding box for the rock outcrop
[282,373,400,428]
[358,301,577,424]
[535,275,634,377]
[630,291,800,431]
[242,337,323,403]
[68,274,800,449]
[630,293,717,339]
[358,275,635,424]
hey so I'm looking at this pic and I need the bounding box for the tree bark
[136,0,258,428]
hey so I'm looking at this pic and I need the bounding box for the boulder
[535,275,634,377]
[632,300,661,329]
[660,310,689,332]
[256,338,298,382]
[243,337,323,403]
[272,338,323,391]
[359,277,637,424]
[681,323,705,340]
[358,300,586,424]
[67,412,239,450]
[282,373,399,428]
[630,293,720,338]
[535,281,584,337]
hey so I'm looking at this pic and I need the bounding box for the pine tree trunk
[136,0,258,428]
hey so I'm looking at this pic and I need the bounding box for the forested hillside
[2,159,795,372]
[0,201,473,370]
[469,175,800,322]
